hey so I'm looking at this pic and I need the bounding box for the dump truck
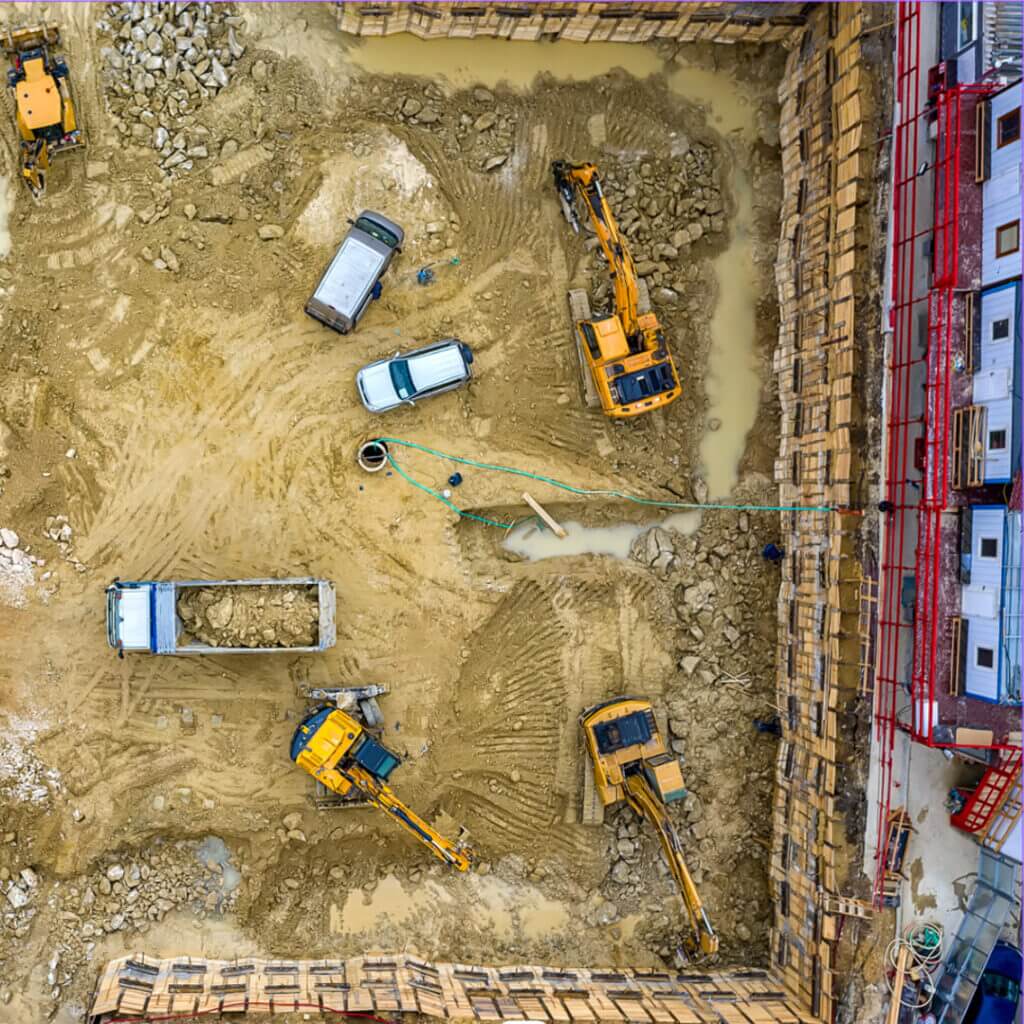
[291,704,474,870]
[4,23,82,197]
[106,578,336,655]
[580,697,718,963]
[552,160,681,418]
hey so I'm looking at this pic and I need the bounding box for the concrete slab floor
[898,738,995,951]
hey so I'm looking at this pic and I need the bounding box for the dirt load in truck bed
[176,585,319,648]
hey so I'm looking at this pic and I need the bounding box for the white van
[305,211,404,334]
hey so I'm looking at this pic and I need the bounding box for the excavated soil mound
[176,585,318,648]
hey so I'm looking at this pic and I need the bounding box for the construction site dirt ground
[0,6,790,1020]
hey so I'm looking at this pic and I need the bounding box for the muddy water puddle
[196,836,242,893]
[667,66,756,138]
[701,165,759,499]
[344,36,668,89]
[504,512,701,562]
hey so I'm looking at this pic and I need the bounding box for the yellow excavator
[4,23,82,197]
[552,160,681,419]
[580,697,718,963]
[291,703,474,871]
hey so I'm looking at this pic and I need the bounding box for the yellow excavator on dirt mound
[552,160,681,419]
[3,23,82,197]
[580,697,718,963]
[291,701,475,872]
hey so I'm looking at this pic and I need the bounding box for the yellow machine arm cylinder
[344,766,474,872]
[557,162,642,340]
[624,773,719,961]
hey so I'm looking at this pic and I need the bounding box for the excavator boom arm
[624,773,718,961]
[327,762,474,872]
[552,161,642,339]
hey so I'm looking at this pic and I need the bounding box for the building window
[996,220,1020,258]
[992,317,1010,341]
[958,1,977,50]
[997,108,1021,148]
[989,429,1007,451]
[976,646,994,669]
[980,537,998,558]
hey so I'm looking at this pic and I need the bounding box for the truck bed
[107,578,336,654]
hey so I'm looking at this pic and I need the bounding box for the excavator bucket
[2,23,60,55]
[551,161,581,233]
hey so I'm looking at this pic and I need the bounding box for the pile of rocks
[585,150,725,299]
[42,842,240,1010]
[0,847,39,1006]
[391,86,517,173]
[97,1,245,178]
[0,528,40,607]
[44,515,87,576]
[177,584,319,648]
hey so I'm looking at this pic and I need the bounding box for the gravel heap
[97,1,245,178]
[587,150,725,298]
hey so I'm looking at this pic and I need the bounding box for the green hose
[376,437,841,530]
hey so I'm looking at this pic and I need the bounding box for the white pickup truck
[105,577,336,655]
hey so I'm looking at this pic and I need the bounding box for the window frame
[997,107,1021,148]
[976,645,995,670]
[989,429,1008,451]
[979,537,999,559]
[992,317,1010,341]
[995,220,1020,258]
[957,1,977,50]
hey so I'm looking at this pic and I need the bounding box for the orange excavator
[4,24,82,197]
[291,702,474,872]
[552,161,681,419]
[581,697,717,963]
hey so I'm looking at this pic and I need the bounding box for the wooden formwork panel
[335,2,806,44]
[768,5,877,1023]
[90,957,818,1024]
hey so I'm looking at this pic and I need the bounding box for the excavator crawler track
[580,748,605,826]
[567,288,600,409]
[637,277,653,315]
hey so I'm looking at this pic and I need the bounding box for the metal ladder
[931,849,1021,1024]
[950,749,1022,834]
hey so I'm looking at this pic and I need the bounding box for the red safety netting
[872,3,1016,905]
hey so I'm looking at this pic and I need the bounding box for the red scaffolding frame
[872,3,1019,905]
[873,0,924,906]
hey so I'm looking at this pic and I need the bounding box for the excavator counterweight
[291,705,474,872]
[581,697,718,963]
[552,160,681,419]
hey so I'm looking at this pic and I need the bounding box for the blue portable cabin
[959,507,1022,704]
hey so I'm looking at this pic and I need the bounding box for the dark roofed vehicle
[963,942,1021,1024]
[305,211,404,335]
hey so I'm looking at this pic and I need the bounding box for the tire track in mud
[435,571,672,868]
[77,318,328,575]
[438,579,586,861]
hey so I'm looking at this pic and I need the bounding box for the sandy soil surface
[0,5,786,1019]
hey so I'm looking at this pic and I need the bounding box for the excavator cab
[290,706,399,783]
